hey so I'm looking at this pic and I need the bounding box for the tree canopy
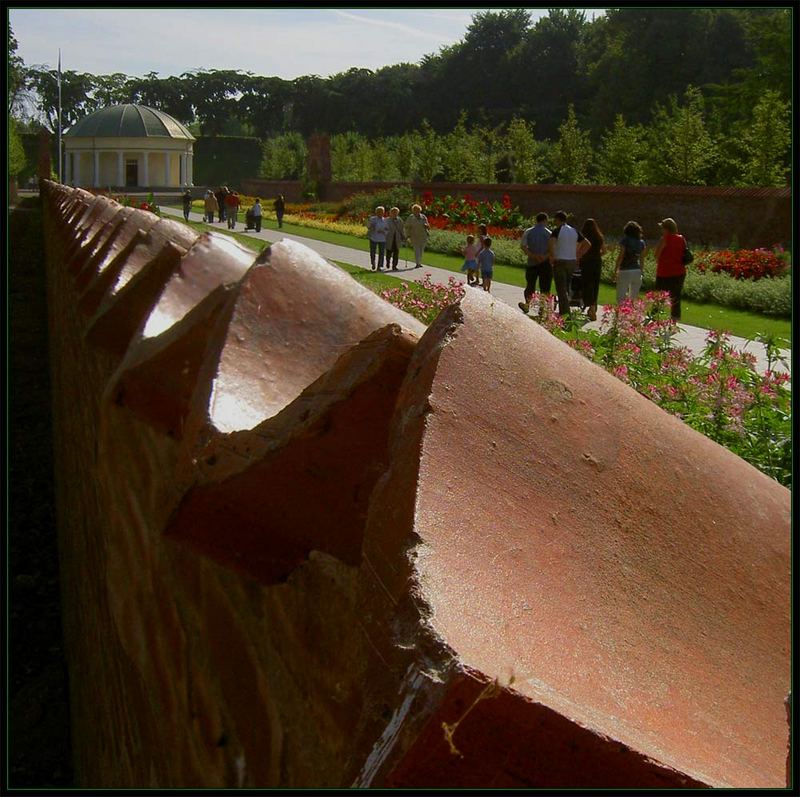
[10,8,792,187]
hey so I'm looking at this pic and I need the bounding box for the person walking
[225,190,241,229]
[578,218,606,321]
[404,203,430,269]
[614,221,646,304]
[251,197,263,233]
[203,189,218,223]
[477,236,495,292]
[215,186,227,224]
[367,206,389,270]
[385,206,406,270]
[519,212,552,315]
[274,194,285,228]
[461,234,481,285]
[548,211,590,316]
[653,217,689,321]
[181,188,193,222]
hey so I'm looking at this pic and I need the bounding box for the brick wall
[240,178,791,249]
[39,182,790,788]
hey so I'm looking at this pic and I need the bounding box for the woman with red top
[653,217,688,321]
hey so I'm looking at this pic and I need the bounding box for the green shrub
[336,185,415,217]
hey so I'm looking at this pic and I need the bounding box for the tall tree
[8,116,27,176]
[646,86,717,185]
[595,115,648,185]
[552,104,593,184]
[738,91,790,187]
[505,117,542,183]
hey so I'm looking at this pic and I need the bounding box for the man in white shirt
[548,210,590,316]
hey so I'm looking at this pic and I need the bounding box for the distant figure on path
[251,197,263,233]
[203,189,218,223]
[274,194,285,228]
[404,204,430,269]
[461,234,481,286]
[385,207,406,270]
[477,236,495,292]
[653,217,688,321]
[578,218,606,321]
[182,188,192,221]
[548,211,590,316]
[225,190,241,229]
[367,206,389,270]
[615,220,646,304]
[215,186,227,223]
[519,212,552,315]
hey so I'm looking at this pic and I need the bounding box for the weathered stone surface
[355,289,790,788]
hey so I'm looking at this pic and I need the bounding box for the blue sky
[9,7,606,79]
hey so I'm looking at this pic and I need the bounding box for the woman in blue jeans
[615,221,646,303]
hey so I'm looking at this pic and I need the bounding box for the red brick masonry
[240,178,791,250]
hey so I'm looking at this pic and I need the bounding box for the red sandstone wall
[240,177,790,249]
[40,182,790,788]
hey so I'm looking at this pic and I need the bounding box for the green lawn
[173,211,791,345]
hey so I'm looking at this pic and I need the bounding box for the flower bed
[421,191,524,229]
[693,245,790,280]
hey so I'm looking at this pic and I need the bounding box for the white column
[74,153,81,185]
[65,151,72,184]
[117,152,124,187]
[93,150,101,187]
[164,151,171,185]
[142,151,149,187]
[187,153,193,186]
[179,154,185,186]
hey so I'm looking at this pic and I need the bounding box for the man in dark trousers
[215,186,227,223]
[274,193,285,228]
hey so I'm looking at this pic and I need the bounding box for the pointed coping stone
[165,323,419,584]
[64,200,124,275]
[76,209,161,315]
[179,238,425,439]
[106,231,256,438]
[359,289,789,788]
[84,217,198,359]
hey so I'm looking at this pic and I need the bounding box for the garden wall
[40,180,790,789]
[240,178,791,249]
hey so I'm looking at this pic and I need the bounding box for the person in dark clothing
[519,212,552,315]
[578,218,606,321]
[274,194,285,228]
[182,189,193,221]
[215,187,227,223]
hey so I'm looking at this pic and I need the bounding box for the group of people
[518,212,690,321]
[366,204,432,271]
[200,186,242,229]
[197,189,286,232]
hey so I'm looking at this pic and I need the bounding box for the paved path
[165,207,791,377]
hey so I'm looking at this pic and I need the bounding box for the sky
[9,7,606,80]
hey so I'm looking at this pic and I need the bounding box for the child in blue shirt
[477,236,495,292]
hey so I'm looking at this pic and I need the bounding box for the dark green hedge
[193,136,263,189]
[20,133,58,184]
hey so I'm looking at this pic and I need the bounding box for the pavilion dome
[64,104,195,141]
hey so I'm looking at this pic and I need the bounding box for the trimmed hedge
[193,136,264,189]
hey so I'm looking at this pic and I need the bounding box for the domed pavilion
[63,104,195,189]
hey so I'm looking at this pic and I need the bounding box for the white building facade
[63,104,195,189]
